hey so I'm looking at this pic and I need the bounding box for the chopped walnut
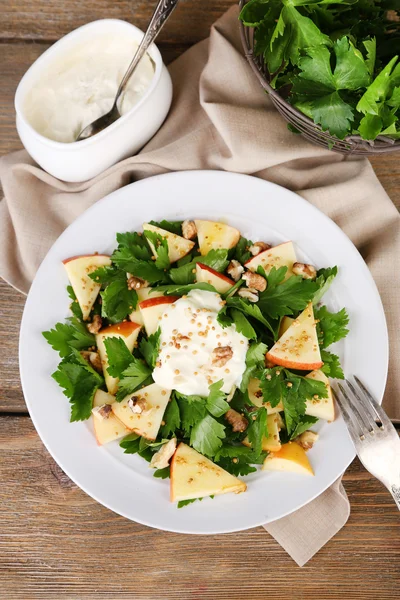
[128,396,147,414]
[92,404,113,420]
[292,262,317,280]
[80,350,103,373]
[238,287,258,302]
[242,271,267,292]
[225,409,248,433]
[150,438,177,469]
[127,276,148,290]
[387,9,400,21]
[212,345,233,367]
[182,219,197,240]
[249,242,271,256]
[296,430,319,450]
[87,314,102,334]
[226,259,244,282]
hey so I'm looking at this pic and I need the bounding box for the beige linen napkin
[1,5,399,565]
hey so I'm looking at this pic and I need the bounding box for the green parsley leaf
[116,231,152,261]
[230,308,257,340]
[143,230,171,270]
[168,249,229,285]
[258,267,318,319]
[67,286,83,319]
[176,394,207,436]
[232,237,253,264]
[226,296,275,335]
[246,407,267,456]
[153,467,170,479]
[111,247,169,283]
[155,282,217,296]
[177,497,216,508]
[52,361,100,422]
[357,56,399,116]
[206,380,230,418]
[315,306,349,348]
[139,328,161,368]
[290,416,319,440]
[116,359,152,401]
[190,414,226,458]
[313,266,338,305]
[363,38,376,77]
[88,265,124,285]
[215,444,266,476]
[100,278,138,324]
[43,317,95,358]
[320,350,344,379]
[160,395,181,437]
[240,342,267,393]
[284,371,328,434]
[149,219,183,236]
[103,337,134,378]
[259,367,286,408]
[119,432,140,453]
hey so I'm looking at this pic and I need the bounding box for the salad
[43,219,349,507]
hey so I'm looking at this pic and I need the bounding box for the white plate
[19,171,388,534]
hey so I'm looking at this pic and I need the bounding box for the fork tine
[337,382,369,436]
[346,379,380,433]
[353,376,394,431]
[332,387,362,444]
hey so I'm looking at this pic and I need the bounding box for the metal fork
[333,376,400,510]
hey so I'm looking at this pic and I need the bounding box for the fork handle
[389,483,400,510]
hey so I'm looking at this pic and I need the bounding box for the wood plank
[0,415,399,599]
[1,0,228,45]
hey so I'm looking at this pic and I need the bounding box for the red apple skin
[62,254,111,264]
[197,263,234,285]
[98,321,141,337]
[139,296,179,310]
[266,352,323,371]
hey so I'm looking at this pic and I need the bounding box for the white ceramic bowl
[15,19,173,183]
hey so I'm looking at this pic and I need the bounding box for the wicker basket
[239,0,400,155]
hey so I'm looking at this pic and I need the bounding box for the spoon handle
[115,0,180,104]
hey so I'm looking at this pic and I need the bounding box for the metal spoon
[76,0,179,141]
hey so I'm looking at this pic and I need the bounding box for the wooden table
[1,2,399,597]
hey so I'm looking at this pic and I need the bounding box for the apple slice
[170,443,246,502]
[194,220,240,255]
[63,254,111,320]
[92,389,129,446]
[129,287,164,326]
[96,321,141,395]
[244,241,296,279]
[112,383,171,440]
[278,316,294,338]
[143,223,194,263]
[262,441,314,475]
[305,370,335,422]
[138,295,179,336]
[195,263,234,294]
[248,378,284,414]
[242,414,281,453]
[266,303,323,370]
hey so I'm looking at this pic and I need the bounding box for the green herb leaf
[232,237,253,264]
[240,342,267,393]
[190,414,226,458]
[43,317,95,358]
[143,230,171,270]
[149,220,183,236]
[357,56,399,116]
[116,359,152,401]
[176,394,207,437]
[67,286,83,319]
[103,337,134,378]
[155,282,217,296]
[290,416,319,440]
[320,350,344,379]
[230,308,257,340]
[258,267,318,319]
[226,296,275,335]
[139,328,161,368]
[206,380,230,418]
[315,306,349,348]
[246,407,267,456]
[160,395,181,437]
[52,361,101,422]
[259,367,286,408]
[111,247,169,283]
[116,231,152,260]
[214,444,266,476]
[153,467,170,479]
[313,266,338,305]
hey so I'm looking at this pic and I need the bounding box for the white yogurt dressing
[24,35,155,143]
[152,290,249,397]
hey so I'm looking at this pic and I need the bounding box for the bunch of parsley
[240,0,400,141]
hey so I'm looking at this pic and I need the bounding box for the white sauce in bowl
[23,35,155,143]
[153,290,249,397]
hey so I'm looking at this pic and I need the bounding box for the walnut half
[225,409,248,433]
[242,271,267,292]
[212,346,233,367]
[150,438,177,469]
[226,260,244,282]
[87,314,102,334]
[249,242,271,256]
[128,396,147,414]
[80,350,102,373]
[296,430,319,450]
[182,219,197,240]
[292,262,317,280]
[92,404,113,420]
[127,276,148,290]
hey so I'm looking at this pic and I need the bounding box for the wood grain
[0,415,399,599]
[1,0,228,45]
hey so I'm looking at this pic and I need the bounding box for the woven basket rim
[238,0,400,154]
